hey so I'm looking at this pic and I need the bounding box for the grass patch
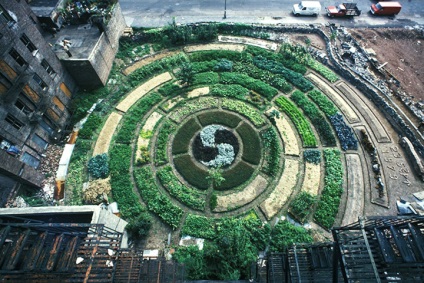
[216,161,255,190]
[155,120,176,165]
[236,122,261,165]
[197,111,241,128]
[172,118,201,155]
[174,154,209,190]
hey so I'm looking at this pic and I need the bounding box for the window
[0,60,17,80]
[9,48,26,66]
[32,134,48,150]
[21,152,40,168]
[0,82,7,95]
[0,5,15,27]
[32,74,47,90]
[22,84,40,103]
[47,107,60,121]
[20,34,37,53]
[5,114,24,130]
[52,96,65,111]
[41,59,55,77]
[15,97,35,115]
[39,118,54,135]
[60,82,72,98]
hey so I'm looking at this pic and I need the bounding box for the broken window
[41,59,55,77]
[20,34,37,53]
[5,114,24,130]
[33,74,47,90]
[9,48,26,67]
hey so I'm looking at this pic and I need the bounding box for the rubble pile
[39,144,64,190]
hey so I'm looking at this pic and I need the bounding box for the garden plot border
[336,81,391,143]
[267,107,300,157]
[306,73,360,124]
[218,35,279,51]
[123,50,180,75]
[184,43,245,53]
[301,162,321,196]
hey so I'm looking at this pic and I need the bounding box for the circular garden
[67,27,365,280]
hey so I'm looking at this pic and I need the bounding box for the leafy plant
[214,59,233,72]
[79,114,103,139]
[261,128,281,177]
[222,98,265,127]
[87,153,109,179]
[174,154,210,189]
[207,166,225,188]
[289,192,317,223]
[236,122,261,165]
[155,120,176,165]
[210,193,218,211]
[178,62,195,85]
[269,220,313,252]
[126,212,152,239]
[219,72,278,100]
[136,146,150,165]
[303,149,321,164]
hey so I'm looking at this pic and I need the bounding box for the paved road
[120,0,424,28]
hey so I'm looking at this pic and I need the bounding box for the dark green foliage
[314,149,343,229]
[246,45,307,75]
[192,60,218,73]
[253,56,313,92]
[70,139,92,162]
[115,92,162,144]
[157,166,205,211]
[308,90,338,116]
[178,62,195,85]
[217,161,255,191]
[269,220,313,252]
[291,90,336,147]
[109,145,145,220]
[236,122,261,165]
[303,149,321,164]
[210,193,218,211]
[189,50,243,62]
[182,214,216,239]
[214,59,233,72]
[70,88,108,124]
[172,118,201,154]
[172,246,208,280]
[233,62,292,93]
[155,120,176,165]
[192,72,220,85]
[243,218,271,251]
[87,153,109,179]
[126,212,152,238]
[174,154,209,189]
[289,192,317,223]
[219,72,278,100]
[261,128,281,177]
[79,114,102,139]
[158,81,183,97]
[198,111,241,128]
[210,84,249,100]
[134,166,184,229]
[275,97,317,147]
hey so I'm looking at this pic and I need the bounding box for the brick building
[0,0,125,205]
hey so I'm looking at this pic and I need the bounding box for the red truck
[370,2,402,16]
[326,3,361,17]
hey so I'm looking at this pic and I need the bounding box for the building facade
[0,0,125,204]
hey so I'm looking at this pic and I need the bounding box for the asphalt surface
[120,0,424,28]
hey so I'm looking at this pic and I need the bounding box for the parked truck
[370,2,402,16]
[326,3,361,17]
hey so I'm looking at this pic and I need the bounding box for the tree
[178,62,194,86]
[206,166,225,188]
[126,212,152,239]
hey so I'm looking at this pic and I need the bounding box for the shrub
[83,177,111,204]
[126,212,152,239]
[174,154,210,189]
[172,118,201,154]
[136,146,150,165]
[178,62,195,85]
[289,192,317,223]
[236,122,261,165]
[210,193,218,211]
[303,149,321,164]
[192,60,218,73]
[158,81,184,97]
[182,214,216,239]
[87,153,109,179]
[269,220,313,252]
[79,114,102,139]
[214,59,233,72]
[329,113,358,151]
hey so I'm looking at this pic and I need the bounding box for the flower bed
[198,111,241,128]
[188,50,243,62]
[172,118,201,154]
[236,122,261,165]
[291,90,336,147]
[261,127,281,177]
[134,166,184,229]
[219,72,278,100]
[289,191,317,224]
[314,149,344,229]
[193,72,220,85]
[174,154,210,189]
[169,97,219,123]
[210,84,249,100]
[222,98,265,127]
[157,166,206,211]
[275,97,317,147]
[155,120,176,165]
